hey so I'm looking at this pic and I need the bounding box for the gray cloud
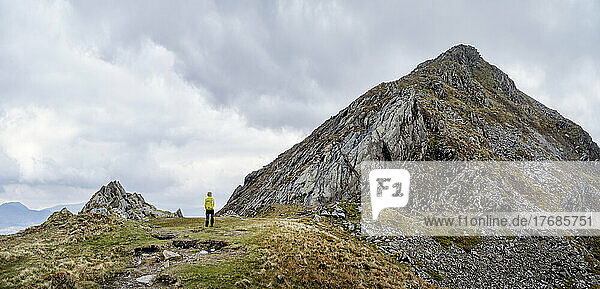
[62,1,600,135]
[0,0,598,214]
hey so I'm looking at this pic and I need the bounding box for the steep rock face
[220,44,599,216]
[80,181,180,221]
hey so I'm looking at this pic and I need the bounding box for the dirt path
[104,228,246,288]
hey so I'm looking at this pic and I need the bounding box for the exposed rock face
[80,181,181,221]
[220,44,599,217]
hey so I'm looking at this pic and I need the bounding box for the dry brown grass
[258,219,436,289]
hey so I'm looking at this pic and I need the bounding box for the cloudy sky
[1,0,598,215]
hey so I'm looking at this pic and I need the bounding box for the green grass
[150,218,269,288]
[163,257,261,289]
[0,213,435,288]
[0,212,154,288]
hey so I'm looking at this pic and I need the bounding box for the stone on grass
[162,250,181,260]
[136,274,155,284]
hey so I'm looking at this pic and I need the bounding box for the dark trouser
[205,209,214,227]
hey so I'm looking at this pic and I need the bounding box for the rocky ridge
[80,181,183,221]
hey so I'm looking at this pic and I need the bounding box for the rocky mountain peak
[93,180,129,202]
[220,45,600,217]
[437,44,481,66]
[80,180,181,221]
[413,44,521,103]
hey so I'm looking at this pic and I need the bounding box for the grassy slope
[0,211,434,289]
[0,211,152,288]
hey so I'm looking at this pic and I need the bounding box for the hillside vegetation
[0,208,433,288]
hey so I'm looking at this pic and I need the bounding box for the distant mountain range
[0,201,85,235]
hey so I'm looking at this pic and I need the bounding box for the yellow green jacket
[205,196,215,210]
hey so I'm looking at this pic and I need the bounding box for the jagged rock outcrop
[174,208,184,218]
[220,44,600,217]
[80,181,182,221]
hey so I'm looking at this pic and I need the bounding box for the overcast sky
[1,0,598,215]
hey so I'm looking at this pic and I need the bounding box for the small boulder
[198,250,209,255]
[136,274,155,285]
[162,250,181,260]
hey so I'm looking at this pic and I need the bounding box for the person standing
[205,191,215,227]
